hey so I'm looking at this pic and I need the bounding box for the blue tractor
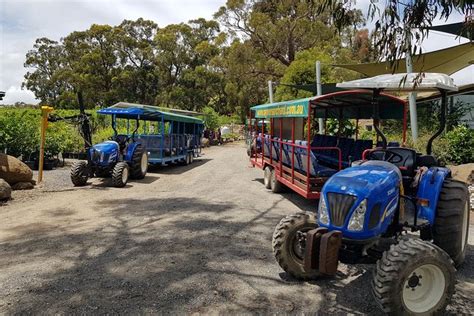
[272,73,470,314]
[70,107,148,188]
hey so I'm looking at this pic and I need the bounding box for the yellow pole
[38,106,53,183]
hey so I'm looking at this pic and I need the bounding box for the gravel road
[1,142,473,314]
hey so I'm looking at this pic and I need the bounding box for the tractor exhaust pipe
[426,90,447,155]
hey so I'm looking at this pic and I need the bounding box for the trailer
[71,103,204,187]
[248,90,407,199]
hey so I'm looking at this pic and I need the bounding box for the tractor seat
[114,134,129,151]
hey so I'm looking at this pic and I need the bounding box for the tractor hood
[319,162,401,240]
[92,141,119,154]
[323,163,400,200]
[89,141,119,166]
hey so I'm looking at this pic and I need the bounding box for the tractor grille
[327,192,357,227]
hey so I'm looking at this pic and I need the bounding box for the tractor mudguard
[416,167,450,225]
[124,142,142,162]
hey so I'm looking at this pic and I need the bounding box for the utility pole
[316,61,324,134]
[268,80,273,103]
[405,32,418,142]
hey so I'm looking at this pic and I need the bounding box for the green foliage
[443,125,474,164]
[325,119,356,138]
[201,106,220,130]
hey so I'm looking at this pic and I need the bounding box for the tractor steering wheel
[368,149,404,164]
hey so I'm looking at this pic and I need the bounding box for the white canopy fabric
[334,42,474,77]
[336,73,458,92]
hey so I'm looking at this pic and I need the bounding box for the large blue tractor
[70,113,148,188]
[272,73,470,314]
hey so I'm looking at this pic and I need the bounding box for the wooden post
[38,106,54,183]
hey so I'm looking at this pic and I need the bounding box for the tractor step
[303,229,342,276]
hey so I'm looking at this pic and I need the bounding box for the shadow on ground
[147,158,211,175]
[1,194,472,314]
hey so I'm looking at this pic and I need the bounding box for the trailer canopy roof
[97,103,203,124]
[251,90,406,120]
[337,73,458,92]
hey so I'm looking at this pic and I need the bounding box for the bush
[444,125,474,164]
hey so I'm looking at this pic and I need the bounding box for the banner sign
[254,101,308,118]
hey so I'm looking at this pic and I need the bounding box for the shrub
[444,125,474,164]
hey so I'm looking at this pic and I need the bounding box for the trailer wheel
[130,145,147,179]
[70,161,89,186]
[272,212,319,280]
[189,152,194,164]
[112,162,129,188]
[373,238,455,315]
[433,179,470,267]
[270,168,284,193]
[263,166,272,189]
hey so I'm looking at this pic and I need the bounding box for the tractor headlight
[318,196,330,225]
[100,152,105,162]
[347,199,367,231]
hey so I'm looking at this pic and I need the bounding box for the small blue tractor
[70,112,147,188]
[272,73,470,314]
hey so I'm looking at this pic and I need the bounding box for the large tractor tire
[70,161,89,186]
[373,238,455,315]
[112,162,129,188]
[432,179,470,267]
[272,212,319,280]
[270,168,284,193]
[263,166,272,189]
[130,145,148,179]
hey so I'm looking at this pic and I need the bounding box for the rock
[0,154,33,185]
[0,179,12,200]
[11,181,34,190]
[201,138,210,147]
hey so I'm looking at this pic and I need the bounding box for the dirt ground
[1,142,473,314]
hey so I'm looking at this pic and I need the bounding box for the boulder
[201,138,210,147]
[0,179,12,200]
[449,163,474,184]
[11,181,34,190]
[0,154,33,185]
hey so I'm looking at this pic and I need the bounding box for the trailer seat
[299,141,337,177]
[263,135,272,157]
[351,139,373,162]
[271,137,280,161]
[282,140,300,168]
[317,137,354,168]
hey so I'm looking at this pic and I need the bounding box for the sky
[0,0,473,105]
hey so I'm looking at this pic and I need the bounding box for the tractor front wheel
[373,238,455,315]
[112,162,129,188]
[433,179,470,267]
[130,145,148,179]
[272,212,319,280]
[70,161,89,186]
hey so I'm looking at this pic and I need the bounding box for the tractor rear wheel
[270,168,284,193]
[130,145,148,179]
[373,238,455,315]
[112,162,129,187]
[263,166,272,189]
[272,212,319,280]
[70,161,89,186]
[433,179,469,267]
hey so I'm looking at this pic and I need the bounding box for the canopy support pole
[405,35,418,142]
[316,61,324,134]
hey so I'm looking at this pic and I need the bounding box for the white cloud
[1,0,472,105]
[0,0,225,105]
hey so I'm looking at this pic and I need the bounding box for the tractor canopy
[97,103,204,124]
